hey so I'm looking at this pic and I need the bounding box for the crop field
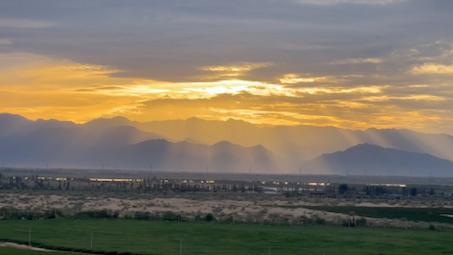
[302,206,453,224]
[1,219,453,255]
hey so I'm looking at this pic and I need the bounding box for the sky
[1,0,453,134]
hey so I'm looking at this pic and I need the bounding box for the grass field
[1,219,453,255]
[302,206,453,224]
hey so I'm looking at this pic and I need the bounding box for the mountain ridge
[1,113,453,176]
[303,143,453,176]
[70,114,453,161]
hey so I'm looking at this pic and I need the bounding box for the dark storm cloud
[1,0,453,133]
[2,0,453,82]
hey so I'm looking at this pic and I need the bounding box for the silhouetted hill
[0,125,168,168]
[0,114,278,171]
[102,139,278,172]
[81,116,453,161]
[0,113,76,136]
[2,113,453,175]
[83,116,132,129]
[303,144,453,176]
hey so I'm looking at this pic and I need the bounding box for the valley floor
[1,219,453,255]
[2,190,453,230]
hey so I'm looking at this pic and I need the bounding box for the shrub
[205,213,215,222]
[356,218,367,227]
[315,217,326,225]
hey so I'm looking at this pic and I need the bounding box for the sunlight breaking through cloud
[279,74,338,84]
[0,52,452,134]
[199,62,273,79]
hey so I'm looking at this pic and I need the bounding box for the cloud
[411,63,453,74]
[0,52,396,126]
[199,62,273,79]
[279,74,340,84]
[201,62,273,72]
[0,19,55,28]
[0,39,12,45]
[330,58,383,65]
[134,87,449,132]
[294,0,407,5]
[2,51,451,132]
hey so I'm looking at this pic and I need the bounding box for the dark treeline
[0,173,449,200]
[0,174,266,193]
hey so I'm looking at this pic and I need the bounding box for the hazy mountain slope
[2,113,453,174]
[83,116,132,129]
[98,140,278,172]
[0,113,76,136]
[82,116,453,161]
[82,117,362,160]
[0,125,168,167]
[85,117,263,147]
[359,128,453,162]
[303,144,453,176]
[0,114,279,171]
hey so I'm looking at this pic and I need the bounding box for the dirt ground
[0,242,53,252]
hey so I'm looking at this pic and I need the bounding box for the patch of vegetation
[1,219,453,254]
[303,206,453,224]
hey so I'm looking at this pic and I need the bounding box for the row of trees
[338,184,439,197]
[0,174,268,193]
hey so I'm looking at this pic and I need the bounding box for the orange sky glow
[0,52,451,134]
[1,1,453,135]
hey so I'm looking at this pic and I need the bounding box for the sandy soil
[0,242,53,252]
[0,193,346,221]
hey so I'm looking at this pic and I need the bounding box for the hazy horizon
[1,111,453,176]
[2,111,453,136]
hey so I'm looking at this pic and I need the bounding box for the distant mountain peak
[97,116,131,122]
[306,143,453,176]
[84,116,132,127]
[226,118,242,122]
[186,116,204,122]
[213,140,235,146]
[345,143,382,150]
[183,138,204,144]
[0,112,30,121]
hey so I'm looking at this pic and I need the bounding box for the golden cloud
[360,95,447,102]
[411,63,453,74]
[1,52,452,134]
[201,62,273,72]
[279,74,336,84]
[329,58,383,65]
[199,62,273,79]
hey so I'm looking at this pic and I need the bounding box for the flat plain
[1,219,453,255]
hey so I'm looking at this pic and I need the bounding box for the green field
[1,219,453,255]
[303,206,453,224]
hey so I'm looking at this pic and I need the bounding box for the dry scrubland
[2,190,453,230]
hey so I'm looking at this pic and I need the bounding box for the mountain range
[304,144,453,177]
[0,113,452,176]
[83,116,453,162]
